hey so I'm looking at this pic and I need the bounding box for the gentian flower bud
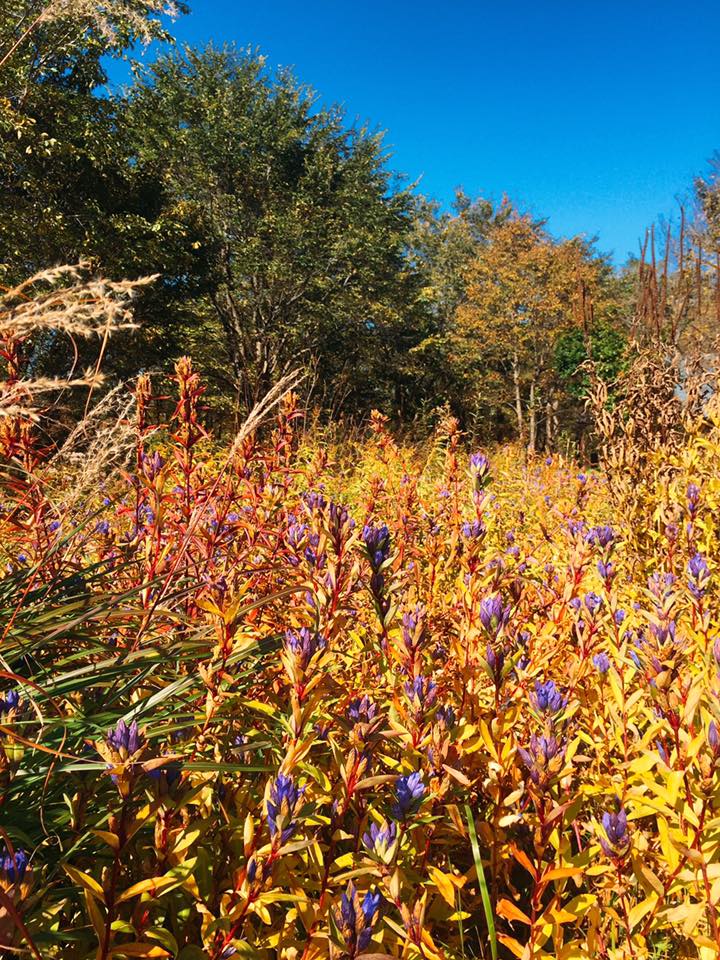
[586,525,614,548]
[709,721,720,756]
[517,734,566,787]
[530,679,567,716]
[362,820,398,863]
[0,846,29,884]
[141,451,164,480]
[362,523,391,571]
[469,453,490,491]
[391,771,426,819]
[334,882,382,954]
[107,719,143,758]
[600,808,630,858]
[436,704,456,729]
[485,641,505,682]
[267,773,305,844]
[404,676,437,712]
[284,628,326,670]
[347,695,377,725]
[462,519,486,539]
[479,595,510,637]
[0,689,20,715]
[593,652,610,674]
[688,552,710,599]
[303,490,327,513]
[585,592,603,615]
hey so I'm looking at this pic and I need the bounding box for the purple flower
[593,652,610,674]
[107,719,142,756]
[600,808,630,858]
[328,501,355,541]
[303,490,327,513]
[391,771,426,819]
[687,482,700,517]
[285,628,326,670]
[0,847,29,883]
[479,595,510,636]
[335,881,381,953]
[517,734,566,786]
[614,609,626,625]
[469,453,490,491]
[584,592,603,614]
[362,820,398,859]
[147,761,182,788]
[462,519,486,539]
[0,689,20,714]
[566,519,587,538]
[486,641,505,681]
[709,721,719,755]
[362,523,391,571]
[287,517,308,550]
[530,679,567,716]
[587,525,614,548]
[141,451,164,480]
[347,695,377,725]
[688,553,710,599]
[597,560,614,581]
[436,704,456,729]
[95,520,111,535]
[569,597,582,612]
[649,620,676,645]
[401,607,425,656]
[404,676,437,711]
[267,774,304,844]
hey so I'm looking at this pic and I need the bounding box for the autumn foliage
[0,358,719,960]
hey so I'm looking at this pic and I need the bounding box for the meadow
[1,357,719,960]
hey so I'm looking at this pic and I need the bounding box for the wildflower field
[1,360,719,960]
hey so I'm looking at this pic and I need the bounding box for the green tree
[0,1,180,281]
[122,44,423,413]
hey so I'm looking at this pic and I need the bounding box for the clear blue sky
[114,0,720,265]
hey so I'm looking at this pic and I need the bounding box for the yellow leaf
[657,816,679,871]
[627,895,657,930]
[110,946,169,958]
[92,830,120,851]
[117,875,179,903]
[497,933,529,958]
[563,893,596,919]
[543,866,584,882]
[427,866,457,907]
[64,865,105,903]
[85,889,105,937]
[496,898,531,925]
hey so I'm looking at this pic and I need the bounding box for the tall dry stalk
[0,262,155,423]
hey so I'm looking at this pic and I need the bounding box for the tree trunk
[528,379,536,453]
[512,351,524,442]
[545,396,553,451]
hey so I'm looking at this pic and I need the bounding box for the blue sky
[112,0,720,264]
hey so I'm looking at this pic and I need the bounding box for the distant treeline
[3,1,720,448]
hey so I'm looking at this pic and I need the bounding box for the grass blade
[465,802,497,960]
